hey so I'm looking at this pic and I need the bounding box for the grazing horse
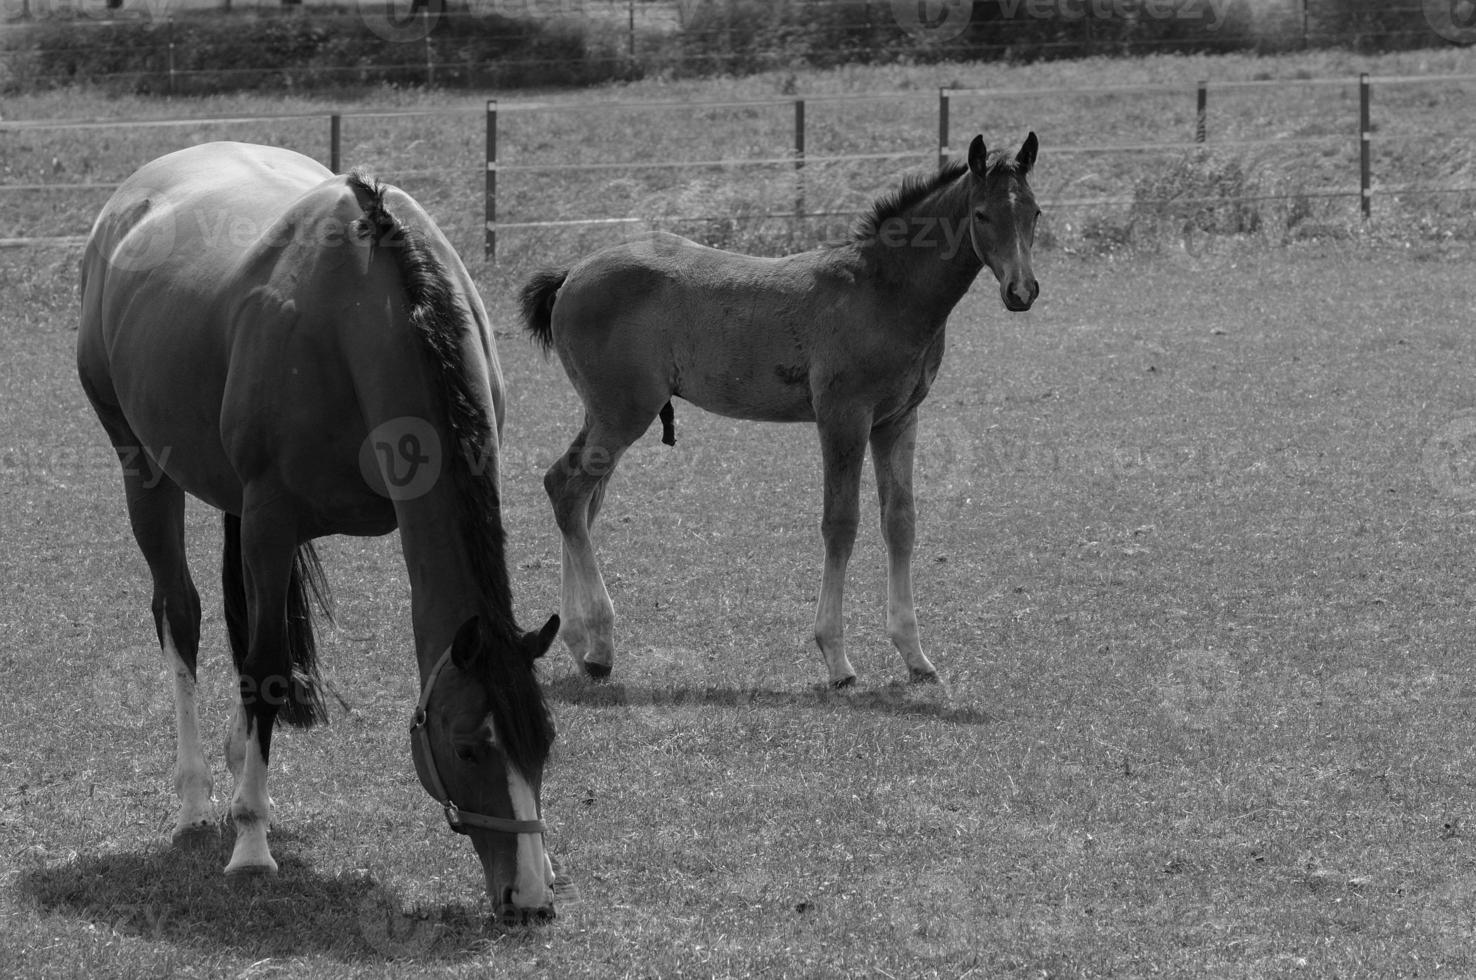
[77,142,561,922]
[521,133,1040,688]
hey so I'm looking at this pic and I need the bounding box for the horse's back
[77,143,364,512]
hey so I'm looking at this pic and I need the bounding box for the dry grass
[2,49,1476,978]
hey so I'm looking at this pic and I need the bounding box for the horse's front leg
[870,411,938,683]
[222,508,296,876]
[814,410,872,688]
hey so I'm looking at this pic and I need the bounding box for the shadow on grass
[14,827,546,963]
[545,674,995,725]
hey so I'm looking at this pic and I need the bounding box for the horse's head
[411,614,560,924]
[965,132,1040,312]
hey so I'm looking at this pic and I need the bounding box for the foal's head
[965,132,1040,312]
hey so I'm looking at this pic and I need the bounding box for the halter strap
[410,647,548,837]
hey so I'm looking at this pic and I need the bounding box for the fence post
[485,99,497,262]
[167,17,176,96]
[329,113,341,173]
[1359,72,1371,219]
[1195,80,1207,143]
[794,98,805,219]
[424,10,434,88]
[938,87,949,167]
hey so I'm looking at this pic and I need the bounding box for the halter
[410,646,548,837]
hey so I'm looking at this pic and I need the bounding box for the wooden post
[329,113,341,173]
[167,17,176,96]
[1359,73,1371,219]
[937,87,949,167]
[485,99,497,262]
[794,98,805,219]
[1195,80,1207,143]
[424,10,434,88]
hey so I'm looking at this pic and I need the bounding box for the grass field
[4,47,1476,979]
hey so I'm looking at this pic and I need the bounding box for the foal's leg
[545,422,631,679]
[108,428,214,839]
[222,499,299,875]
[813,410,872,688]
[870,412,938,682]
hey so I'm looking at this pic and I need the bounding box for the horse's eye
[973,209,990,223]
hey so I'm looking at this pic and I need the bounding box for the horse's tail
[519,269,568,354]
[222,512,332,729]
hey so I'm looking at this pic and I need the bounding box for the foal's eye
[973,209,990,224]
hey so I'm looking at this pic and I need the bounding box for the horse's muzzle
[498,891,557,926]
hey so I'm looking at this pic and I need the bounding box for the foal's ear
[523,614,560,661]
[451,615,483,671]
[967,135,989,179]
[1016,131,1039,175]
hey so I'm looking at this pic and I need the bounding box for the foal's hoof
[224,862,278,878]
[831,675,857,690]
[909,668,940,685]
[582,660,612,681]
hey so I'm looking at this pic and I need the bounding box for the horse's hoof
[224,862,278,878]
[831,675,857,690]
[582,661,612,681]
[909,669,940,685]
[170,821,215,844]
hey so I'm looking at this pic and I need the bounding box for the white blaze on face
[506,765,556,908]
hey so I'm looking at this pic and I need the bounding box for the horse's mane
[347,169,554,778]
[849,150,1021,243]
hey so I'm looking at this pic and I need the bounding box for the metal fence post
[1196,80,1207,143]
[938,87,949,167]
[486,99,497,262]
[167,17,176,96]
[329,113,341,173]
[1359,72,1372,219]
[794,98,805,219]
[424,10,434,88]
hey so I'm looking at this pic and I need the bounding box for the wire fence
[4,71,1475,256]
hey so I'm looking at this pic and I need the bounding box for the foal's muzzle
[499,889,557,925]
[1002,278,1039,312]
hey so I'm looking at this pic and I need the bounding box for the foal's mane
[347,170,553,776]
[849,150,1023,243]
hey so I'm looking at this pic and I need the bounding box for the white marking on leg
[224,715,276,875]
[161,621,213,838]
[506,768,555,910]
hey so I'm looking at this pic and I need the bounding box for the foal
[522,133,1040,688]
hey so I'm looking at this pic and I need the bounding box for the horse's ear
[1016,132,1038,175]
[967,135,989,179]
[451,616,482,671]
[524,614,560,661]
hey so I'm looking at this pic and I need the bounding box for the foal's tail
[222,512,332,729]
[519,268,568,353]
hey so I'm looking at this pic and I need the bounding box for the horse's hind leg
[870,412,938,683]
[545,420,635,679]
[111,434,215,839]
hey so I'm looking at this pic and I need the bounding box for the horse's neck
[857,176,983,324]
[395,493,492,669]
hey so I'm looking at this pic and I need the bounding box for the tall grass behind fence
[2,0,1467,95]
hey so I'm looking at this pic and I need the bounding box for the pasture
[3,49,1476,978]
